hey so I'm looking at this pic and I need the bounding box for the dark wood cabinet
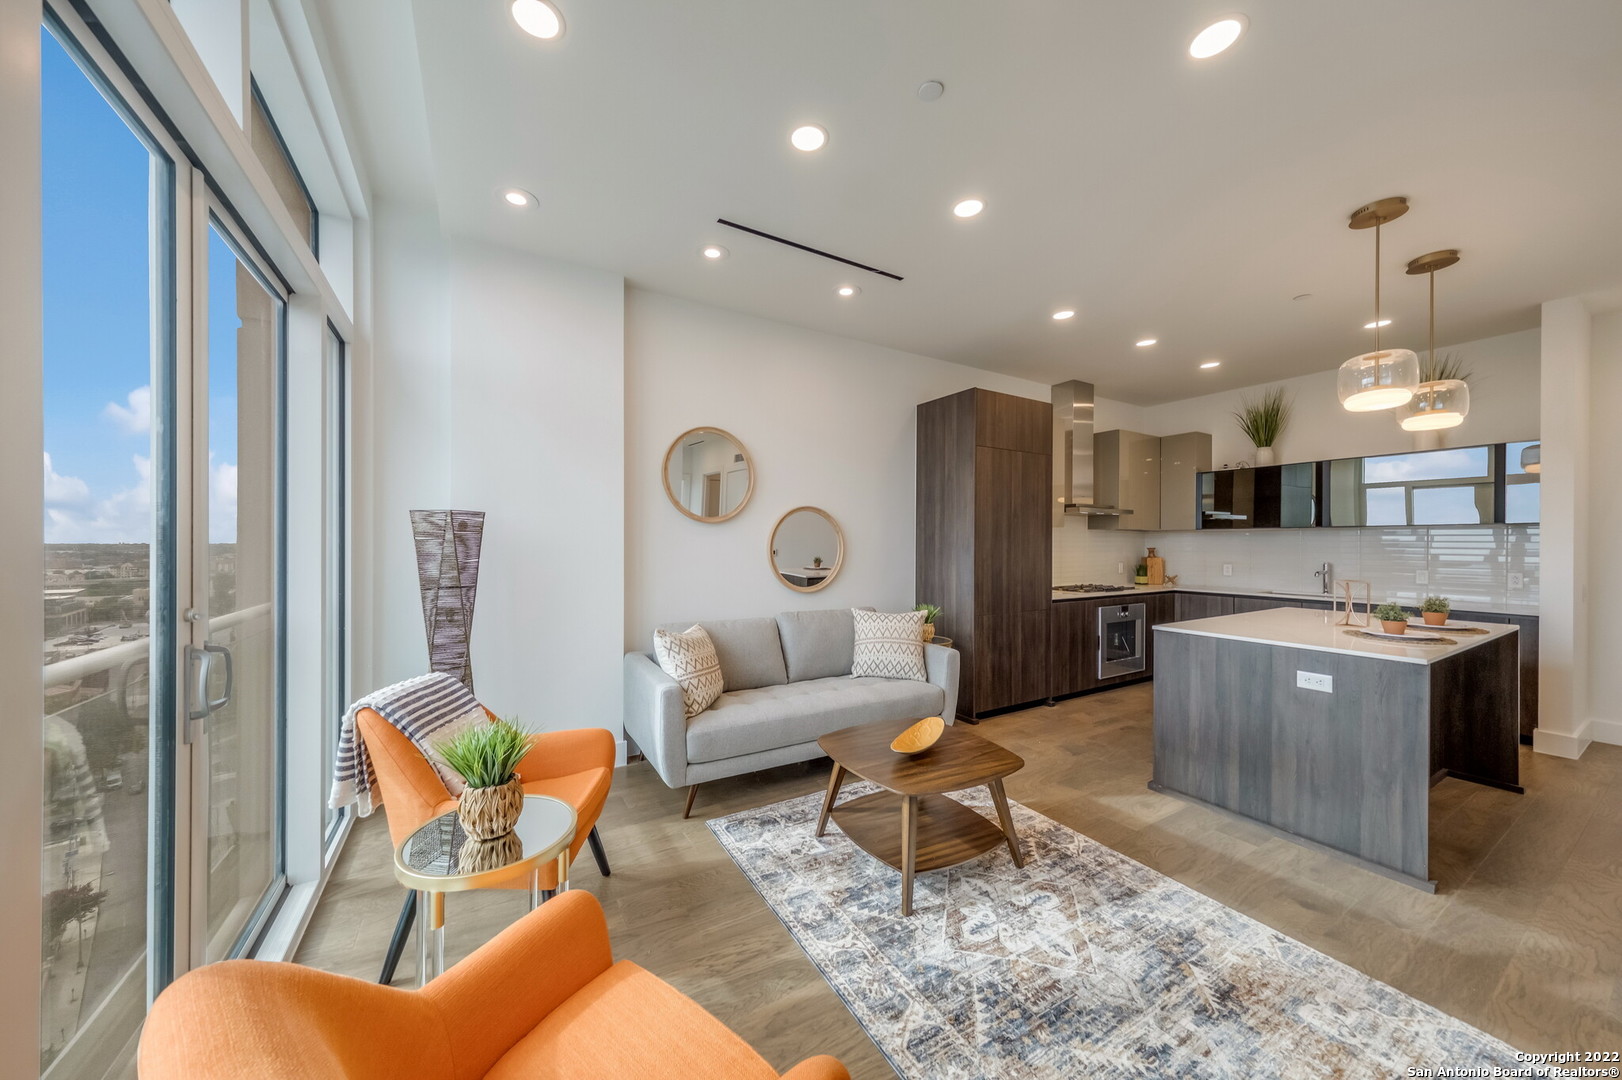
[1450,609,1540,741]
[918,389,1052,720]
[1048,592,1178,700]
[1174,592,1234,621]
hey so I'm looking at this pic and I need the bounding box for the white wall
[624,289,1062,649]
[445,241,625,737]
[365,204,452,689]
[1583,309,1622,746]
[0,0,43,1069]
[1536,299,1594,758]
[1129,329,1541,468]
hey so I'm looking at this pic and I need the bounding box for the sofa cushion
[659,617,787,692]
[653,626,724,718]
[685,676,945,764]
[850,609,927,681]
[775,607,873,683]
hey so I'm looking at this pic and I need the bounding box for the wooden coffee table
[816,717,1025,916]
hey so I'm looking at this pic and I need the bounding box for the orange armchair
[139,891,849,1080]
[357,706,615,984]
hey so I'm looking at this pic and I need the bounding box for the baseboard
[1533,722,1594,759]
[616,739,628,767]
[1589,717,1622,747]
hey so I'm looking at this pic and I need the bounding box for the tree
[43,883,108,948]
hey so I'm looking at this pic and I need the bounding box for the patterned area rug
[709,786,1523,1079]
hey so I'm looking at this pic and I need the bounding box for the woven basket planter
[458,777,525,840]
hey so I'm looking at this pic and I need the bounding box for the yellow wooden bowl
[890,716,945,755]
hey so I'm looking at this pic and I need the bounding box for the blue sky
[43,26,241,544]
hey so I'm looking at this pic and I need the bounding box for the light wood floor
[297,684,1622,1076]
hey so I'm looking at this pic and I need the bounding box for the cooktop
[1053,583,1137,594]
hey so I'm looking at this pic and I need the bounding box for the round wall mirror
[769,506,845,592]
[662,427,754,523]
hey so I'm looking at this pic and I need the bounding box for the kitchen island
[1151,607,1521,891]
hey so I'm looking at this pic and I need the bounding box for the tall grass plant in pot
[437,718,532,840]
[1235,387,1292,466]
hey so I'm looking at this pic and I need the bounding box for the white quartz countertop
[1153,606,1517,666]
[1050,582,1539,618]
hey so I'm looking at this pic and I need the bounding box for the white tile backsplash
[1056,522,1541,610]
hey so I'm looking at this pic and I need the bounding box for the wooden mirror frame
[768,506,845,593]
[661,427,755,523]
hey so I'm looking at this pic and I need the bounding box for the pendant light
[1338,198,1420,412]
[1398,249,1469,431]
[1520,444,1541,473]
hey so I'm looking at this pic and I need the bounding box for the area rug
[708,786,1523,1079]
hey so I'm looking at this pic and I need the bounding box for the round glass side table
[393,794,576,985]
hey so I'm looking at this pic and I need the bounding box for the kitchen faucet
[1313,562,1333,596]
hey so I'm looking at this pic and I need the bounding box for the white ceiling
[321,0,1622,404]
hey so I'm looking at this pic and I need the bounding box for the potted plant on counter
[1234,386,1292,467]
[1373,601,1412,635]
[1420,596,1451,626]
[915,603,944,642]
[436,717,532,840]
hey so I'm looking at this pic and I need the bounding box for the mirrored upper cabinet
[1196,443,1540,531]
[662,427,754,523]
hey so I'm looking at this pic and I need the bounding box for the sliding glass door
[39,23,176,1076]
[40,17,288,1076]
[195,225,286,963]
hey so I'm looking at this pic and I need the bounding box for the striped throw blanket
[329,672,489,816]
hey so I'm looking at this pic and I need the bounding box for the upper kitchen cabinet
[1160,431,1212,531]
[1324,443,1527,527]
[1199,462,1319,529]
[918,388,1052,719]
[1090,429,1162,531]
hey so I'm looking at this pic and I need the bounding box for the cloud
[103,385,152,435]
[43,454,153,544]
[210,458,238,544]
[43,453,90,508]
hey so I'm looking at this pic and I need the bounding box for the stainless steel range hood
[1053,380,1131,517]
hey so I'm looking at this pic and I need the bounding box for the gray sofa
[623,608,960,813]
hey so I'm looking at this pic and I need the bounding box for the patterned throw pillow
[654,625,725,718]
[850,609,928,681]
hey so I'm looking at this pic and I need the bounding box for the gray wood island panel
[1151,608,1521,890]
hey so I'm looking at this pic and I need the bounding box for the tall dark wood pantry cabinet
[917,389,1052,719]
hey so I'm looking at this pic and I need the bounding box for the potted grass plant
[1234,386,1292,466]
[1420,596,1452,627]
[914,603,944,642]
[1373,601,1411,635]
[437,717,531,840]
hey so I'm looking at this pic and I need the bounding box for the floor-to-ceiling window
[40,22,174,1075]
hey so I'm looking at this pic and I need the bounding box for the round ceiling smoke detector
[917,81,945,102]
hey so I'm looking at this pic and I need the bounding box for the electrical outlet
[1222,563,1234,577]
[1117,562,1125,574]
[1297,671,1333,693]
[1415,570,1429,585]
[1509,572,1525,590]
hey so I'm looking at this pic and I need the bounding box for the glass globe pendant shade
[1521,443,1541,474]
[1397,378,1470,431]
[1338,348,1420,411]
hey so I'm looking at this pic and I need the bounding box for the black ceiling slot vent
[716,219,904,281]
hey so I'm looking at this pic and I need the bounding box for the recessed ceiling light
[917,81,945,102]
[1136,338,1158,347]
[1364,318,1393,329]
[701,245,728,260]
[511,0,564,40]
[790,124,828,152]
[1200,360,1222,369]
[1292,293,1313,301]
[1052,309,1076,321]
[836,285,859,297]
[502,188,535,207]
[952,198,985,218]
[1189,15,1246,59]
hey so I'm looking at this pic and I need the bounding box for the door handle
[185,643,235,738]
